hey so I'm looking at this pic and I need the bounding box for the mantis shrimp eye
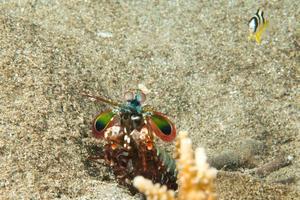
[92,110,116,138]
[147,112,176,142]
[124,91,134,101]
[135,90,146,103]
[125,89,146,104]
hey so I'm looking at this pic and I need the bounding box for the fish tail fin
[255,34,262,44]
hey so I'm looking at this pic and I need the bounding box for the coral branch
[133,176,175,200]
[177,131,217,200]
[134,131,218,200]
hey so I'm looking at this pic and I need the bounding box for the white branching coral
[133,176,175,200]
[133,131,217,200]
[177,131,217,200]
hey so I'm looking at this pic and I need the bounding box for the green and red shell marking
[92,110,116,138]
[147,111,176,142]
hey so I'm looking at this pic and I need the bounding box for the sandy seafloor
[0,0,299,199]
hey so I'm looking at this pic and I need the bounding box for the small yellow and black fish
[248,9,269,44]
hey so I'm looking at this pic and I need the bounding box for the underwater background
[0,0,299,199]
